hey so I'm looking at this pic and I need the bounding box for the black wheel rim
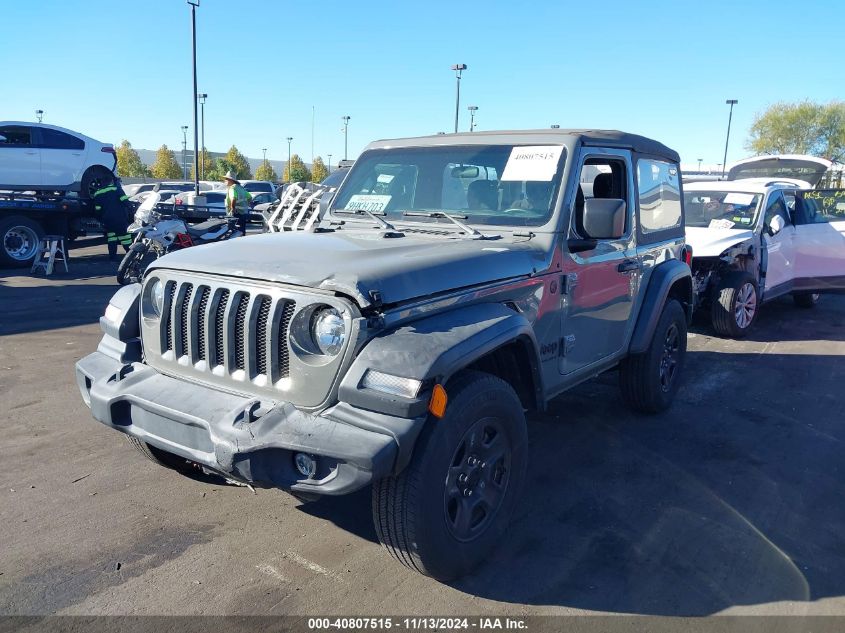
[659,323,680,392]
[443,417,511,542]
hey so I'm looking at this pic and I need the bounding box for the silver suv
[76,129,693,581]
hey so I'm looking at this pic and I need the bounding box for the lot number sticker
[501,146,563,182]
[344,194,392,213]
[709,218,736,229]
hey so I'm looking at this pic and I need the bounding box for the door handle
[25,151,37,155]
[617,259,640,273]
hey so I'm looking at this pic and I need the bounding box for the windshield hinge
[368,290,383,309]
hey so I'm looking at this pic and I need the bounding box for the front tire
[793,291,820,309]
[372,371,527,581]
[619,299,687,413]
[711,271,758,337]
[116,241,154,285]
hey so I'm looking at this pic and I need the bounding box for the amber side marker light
[429,384,448,418]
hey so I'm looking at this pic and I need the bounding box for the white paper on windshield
[501,146,563,182]
[344,194,392,213]
[723,193,755,205]
[709,219,736,229]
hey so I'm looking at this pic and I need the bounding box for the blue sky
[2,0,842,167]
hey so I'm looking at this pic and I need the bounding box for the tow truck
[0,191,106,267]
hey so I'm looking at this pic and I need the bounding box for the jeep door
[790,190,845,291]
[0,124,41,186]
[560,150,637,374]
[760,191,796,296]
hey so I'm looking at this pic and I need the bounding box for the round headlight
[312,308,346,356]
[149,279,165,318]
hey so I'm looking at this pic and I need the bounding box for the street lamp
[341,115,351,160]
[35,109,43,123]
[327,154,332,172]
[197,93,207,179]
[181,125,189,180]
[722,99,738,178]
[467,105,478,132]
[286,137,293,182]
[697,158,703,172]
[451,64,467,133]
[188,0,200,193]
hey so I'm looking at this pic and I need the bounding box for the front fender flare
[339,302,541,419]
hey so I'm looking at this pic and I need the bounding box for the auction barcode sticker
[501,146,564,182]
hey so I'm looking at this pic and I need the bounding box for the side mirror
[583,198,626,240]
[768,214,785,236]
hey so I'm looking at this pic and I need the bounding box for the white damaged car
[684,177,845,336]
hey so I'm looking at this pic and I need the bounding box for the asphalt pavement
[1,237,844,616]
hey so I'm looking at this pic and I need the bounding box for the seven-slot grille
[162,281,296,381]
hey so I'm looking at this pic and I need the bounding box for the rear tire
[0,215,44,267]
[711,271,758,337]
[372,371,527,581]
[80,165,113,200]
[619,299,687,413]
[792,291,820,309]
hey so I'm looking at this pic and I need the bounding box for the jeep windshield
[330,144,566,227]
[684,191,762,229]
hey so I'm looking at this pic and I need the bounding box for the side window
[571,156,628,240]
[39,128,85,150]
[0,125,33,146]
[636,159,682,235]
[798,191,845,224]
[764,193,790,226]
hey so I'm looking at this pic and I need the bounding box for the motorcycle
[117,192,242,285]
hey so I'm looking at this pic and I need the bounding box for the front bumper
[76,351,420,495]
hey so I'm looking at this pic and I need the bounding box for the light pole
[327,154,332,172]
[341,116,350,160]
[467,105,478,132]
[188,0,200,193]
[722,99,738,178]
[198,93,207,179]
[451,64,467,134]
[286,137,293,182]
[181,125,189,179]
[35,109,43,123]
[697,158,703,172]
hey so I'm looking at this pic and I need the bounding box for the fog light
[294,452,317,478]
[361,369,422,398]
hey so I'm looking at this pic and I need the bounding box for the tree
[283,154,311,183]
[747,100,845,162]
[190,149,216,180]
[254,160,278,182]
[115,140,149,178]
[149,144,183,179]
[310,156,329,183]
[223,145,252,179]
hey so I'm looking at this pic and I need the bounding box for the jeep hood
[149,230,546,308]
[686,226,755,258]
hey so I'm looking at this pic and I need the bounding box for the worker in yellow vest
[93,177,132,261]
[223,170,252,235]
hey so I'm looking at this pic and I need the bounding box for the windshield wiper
[402,211,495,239]
[334,208,399,232]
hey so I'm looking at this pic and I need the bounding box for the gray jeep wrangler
[76,130,693,581]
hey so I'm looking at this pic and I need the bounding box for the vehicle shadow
[304,345,845,615]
